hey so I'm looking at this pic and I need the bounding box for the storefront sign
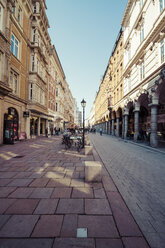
[23,111,29,117]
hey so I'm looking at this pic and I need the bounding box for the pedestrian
[99,127,103,136]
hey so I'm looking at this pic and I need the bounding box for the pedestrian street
[89,133,165,248]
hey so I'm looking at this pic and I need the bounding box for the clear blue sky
[46,0,128,118]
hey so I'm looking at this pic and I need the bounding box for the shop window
[11,34,19,59]
[0,3,3,31]
[160,0,165,13]
[160,39,165,63]
[10,69,19,95]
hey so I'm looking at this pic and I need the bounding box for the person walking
[99,127,103,136]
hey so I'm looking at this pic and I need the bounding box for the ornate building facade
[0,0,75,144]
[94,29,124,137]
[93,0,165,148]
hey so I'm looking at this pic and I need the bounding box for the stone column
[116,117,119,137]
[122,116,125,139]
[37,117,40,136]
[25,116,30,139]
[109,120,111,135]
[112,119,115,136]
[124,109,129,139]
[0,97,3,144]
[150,104,158,148]
[133,103,140,142]
[105,122,108,134]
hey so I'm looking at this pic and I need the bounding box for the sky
[46,0,128,119]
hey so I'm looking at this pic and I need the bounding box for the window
[56,88,58,97]
[160,0,165,13]
[11,34,19,58]
[140,26,144,43]
[0,52,2,80]
[140,62,145,81]
[33,4,37,13]
[29,83,33,100]
[37,59,39,73]
[17,7,22,23]
[12,1,15,15]
[38,35,40,46]
[0,4,3,31]
[32,28,36,42]
[10,69,19,95]
[31,55,35,71]
[56,103,58,112]
[139,0,143,10]
[160,39,165,63]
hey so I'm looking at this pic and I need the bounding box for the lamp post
[81,98,86,148]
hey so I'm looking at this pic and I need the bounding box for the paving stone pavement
[89,133,165,248]
[0,135,150,247]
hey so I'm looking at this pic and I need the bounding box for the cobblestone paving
[89,133,165,248]
[0,136,149,248]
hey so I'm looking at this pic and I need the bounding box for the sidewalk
[0,135,149,248]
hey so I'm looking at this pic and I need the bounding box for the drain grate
[13,155,24,158]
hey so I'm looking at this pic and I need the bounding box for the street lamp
[81,98,86,148]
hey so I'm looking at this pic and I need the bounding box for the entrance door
[3,108,19,144]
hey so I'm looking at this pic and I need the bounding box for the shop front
[3,107,19,144]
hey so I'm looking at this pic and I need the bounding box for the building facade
[0,0,75,144]
[94,29,124,136]
[122,0,165,147]
[0,0,32,144]
[94,0,165,148]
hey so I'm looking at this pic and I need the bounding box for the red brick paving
[107,191,142,237]
[0,136,150,247]
[96,238,123,248]
[53,238,95,248]
[51,187,72,198]
[8,187,34,198]
[56,199,84,214]
[72,187,93,198]
[5,199,39,214]
[29,178,49,187]
[94,188,106,198]
[61,214,78,237]
[0,198,16,214]
[85,199,112,215]
[32,215,63,237]
[78,215,119,238]
[0,215,39,237]
[0,239,53,248]
[29,187,53,198]
[0,187,16,197]
[34,199,58,214]
[122,237,150,248]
